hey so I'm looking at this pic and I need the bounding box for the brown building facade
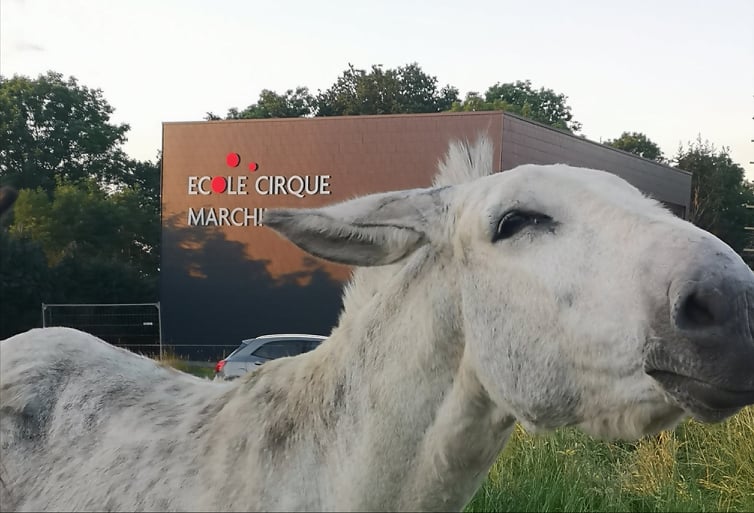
[161,112,691,359]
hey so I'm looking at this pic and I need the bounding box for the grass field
[170,360,752,512]
[464,407,754,512]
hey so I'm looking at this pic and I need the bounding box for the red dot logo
[226,153,240,168]
[211,176,227,193]
[248,162,259,172]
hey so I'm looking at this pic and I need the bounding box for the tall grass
[465,407,754,512]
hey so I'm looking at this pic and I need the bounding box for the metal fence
[41,302,163,358]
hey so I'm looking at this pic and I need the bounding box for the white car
[214,334,326,380]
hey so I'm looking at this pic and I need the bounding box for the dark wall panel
[501,114,691,216]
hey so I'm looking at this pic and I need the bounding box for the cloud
[14,41,45,52]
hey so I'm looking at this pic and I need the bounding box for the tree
[10,182,156,275]
[205,88,315,120]
[115,154,162,277]
[0,71,132,195]
[0,229,50,338]
[0,72,161,337]
[237,87,314,119]
[450,80,582,133]
[1,180,159,339]
[1,181,158,337]
[674,136,753,255]
[605,131,664,162]
[314,63,459,116]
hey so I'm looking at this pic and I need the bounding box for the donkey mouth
[647,370,754,422]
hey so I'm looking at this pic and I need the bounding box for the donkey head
[264,143,754,441]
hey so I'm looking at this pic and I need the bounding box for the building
[160,111,691,359]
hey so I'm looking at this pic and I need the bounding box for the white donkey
[1,137,753,512]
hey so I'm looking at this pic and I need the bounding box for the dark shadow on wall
[160,214,347,361]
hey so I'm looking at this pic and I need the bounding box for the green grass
[464,407,754,512]
[156,349,216,379]
[167,357,753,511]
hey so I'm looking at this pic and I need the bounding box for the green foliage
[0,71,131,195]
[12,184,146,267]
[0,230,50,337]
[231,87,314,119]
[465,407,754,512]
[210,65,582,134]
[211,63,459,120]
[605,131,665,162]
[0,72,161,338]
[674,137,754,255]
[450,80,582,133]
[314,63,459,116]
[1,182,158,338]
[110,156,162,279]
[48,252,156,304]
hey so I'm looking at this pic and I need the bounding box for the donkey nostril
[678,291,716,329]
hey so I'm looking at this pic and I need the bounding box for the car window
[252,340,306,360]
[305,340,323,352]
[228,342,255,359]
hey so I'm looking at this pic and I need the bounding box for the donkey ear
[263,187,449,266]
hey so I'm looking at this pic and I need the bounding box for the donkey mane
[432,134,496,188]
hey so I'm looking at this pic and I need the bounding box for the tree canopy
[206,87,315,120]
[0,71,160,338]
[605,131,664,162]
[314,63,459,116]
[674,137,754,255]
[0,71,133,195]
[450,80,582,133]
[207,63,460,120]
[211,65,581,133]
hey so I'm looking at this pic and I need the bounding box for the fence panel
[42,302,163,358]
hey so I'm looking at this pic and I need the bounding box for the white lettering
[188,207,204,225]
[188,176,199,195]
[190,175,329,197]
[252,175,332,198]
[197,176,211,195]
[273,175,287,195]
[230,208,245,226]
[218,208,229,225]
[287,175,304,198]
[320,175,331,195]
[187,207,263,227]
[255,175,270,195]
[237,175,247,194]
[225,176,247,195]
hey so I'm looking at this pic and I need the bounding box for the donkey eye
[493,210,552,242]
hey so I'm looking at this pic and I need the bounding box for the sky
[2,0,753,177]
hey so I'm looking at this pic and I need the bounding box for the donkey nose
[674,276,733,332]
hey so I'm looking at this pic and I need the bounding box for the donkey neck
[325,251,516,511]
